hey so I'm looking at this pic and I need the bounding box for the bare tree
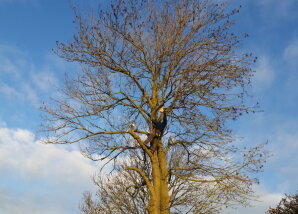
[42,0,267,213]
[80,145,265,214]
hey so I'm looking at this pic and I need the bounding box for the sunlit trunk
[158,145,170,214]
[148,139,170,214]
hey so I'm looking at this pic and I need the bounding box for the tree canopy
[42,0,267,213]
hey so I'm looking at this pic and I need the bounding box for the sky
[0,0,298,213]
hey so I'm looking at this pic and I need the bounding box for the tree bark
[158,145,170,214]
[148,139,170,214]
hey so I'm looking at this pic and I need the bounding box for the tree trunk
[158,146,170,214]
[148,139,170,214]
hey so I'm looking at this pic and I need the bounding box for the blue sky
[0,0,298,213]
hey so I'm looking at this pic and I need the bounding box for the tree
[41,0,267,213]
[266,192,298,214]
[79,145,265,214]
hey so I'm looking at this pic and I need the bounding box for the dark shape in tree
[41,0,267,213]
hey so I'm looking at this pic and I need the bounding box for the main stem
[148,79,170,213]
[148,139,170,214]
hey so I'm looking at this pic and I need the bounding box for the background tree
[266,192,298,214]
[42,0,267,213]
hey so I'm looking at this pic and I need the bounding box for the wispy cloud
[31,70,59,91]
[0,189,67,214]
[284,39,298,65]
[0,44,61,106]
[0,45,38,104]
[223,189,283,214]
[255,0,296,18]
[0,44,27,77]
[0,84,22,98]
[223,185,283,214]
[252,56,274,91]
[280,39,298,100]
[0,0,37,4]
[237,113,298,194]
[268,120,298,192]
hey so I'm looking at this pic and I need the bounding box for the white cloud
[0,189,66,214]
[0,45,26,77]
[252,56,274,90]
[284,39,298,65]
[0,44,27,56]
[223,185,283,214]
[0,45,39,104]
[0,0,37,4]
[0,127,96,185]
[257,0,294,5]
[0,127,97,214]
[268,121,298,192]
[0,44,61,106]
[0,121,7,127]
[31,70,59,91]
[255,0,296,18]
[1,58,20,75]
[281,39,298,96]
[0,84,22,98]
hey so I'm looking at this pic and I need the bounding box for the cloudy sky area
[0,0,297,213]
